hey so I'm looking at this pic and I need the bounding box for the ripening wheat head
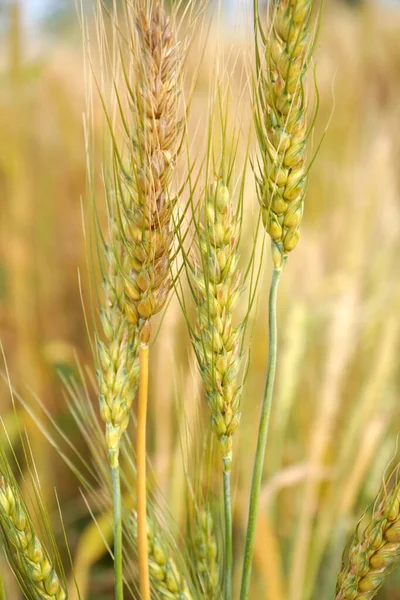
[116,1,182,343]
[335,477,400,600]
[95,0,183,466]
[0,474,67,600]
[190,178,245,471]
[255,0,317,269]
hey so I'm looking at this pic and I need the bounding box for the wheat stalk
[334,478,400,600]
[0,476,67,600]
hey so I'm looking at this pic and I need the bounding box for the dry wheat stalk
[0,476,67,600]
[191,180,243,472]
[255,0,314,269]
[334,480,400,600]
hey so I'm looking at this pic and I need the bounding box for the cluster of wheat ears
[0,0,399,599]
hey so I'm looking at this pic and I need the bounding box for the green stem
[112,465,123,600]
[0,574,6,600]
[240,267,283,600]
[223,466,233,600]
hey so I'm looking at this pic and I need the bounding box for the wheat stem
[0,574,6,600]
[112,466,123,600]
[240,266,283,600]
[137,344,150,600]
[223,468,233,600]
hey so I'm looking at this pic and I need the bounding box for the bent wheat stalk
[240,0,319,597]
[335,478,400,600]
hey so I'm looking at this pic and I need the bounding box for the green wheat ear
[0,447,68,600]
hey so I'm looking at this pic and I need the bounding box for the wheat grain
[334,479,400,600]
[0,476,67,600]
[255,0,315,269]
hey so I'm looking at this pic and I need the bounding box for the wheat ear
[191,180,243,472]
[193,507,219,598]
[0,477,67,600]
[190,178,244,599]
[255,0,315,269]
[334,479,400,600]
[240,1,319,597]
[130,513,194,600]
[128,5,182,598]
[95,0,183,596]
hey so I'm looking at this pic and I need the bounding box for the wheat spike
[191,180,243,471]
[193,507,219,598]
[116,1,182,346]
[130,512,194,600]
[97,221,140,468]
[0,476,67,600]
[96,0,182,468]
[335,479,400,600]
[256,0,315,269]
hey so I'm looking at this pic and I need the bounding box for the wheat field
[0,0,399,599]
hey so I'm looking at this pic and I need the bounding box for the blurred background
[0,0,400,598]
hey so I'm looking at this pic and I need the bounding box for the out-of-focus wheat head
[94,0,184,467]
[0,460,67,600]
[193,505,219,597]
[129,512,194,600]
[335,472,400,600]
[254,0,318,269]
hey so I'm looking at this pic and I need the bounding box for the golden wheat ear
[334,470,400,600]
[254,0,320,269]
